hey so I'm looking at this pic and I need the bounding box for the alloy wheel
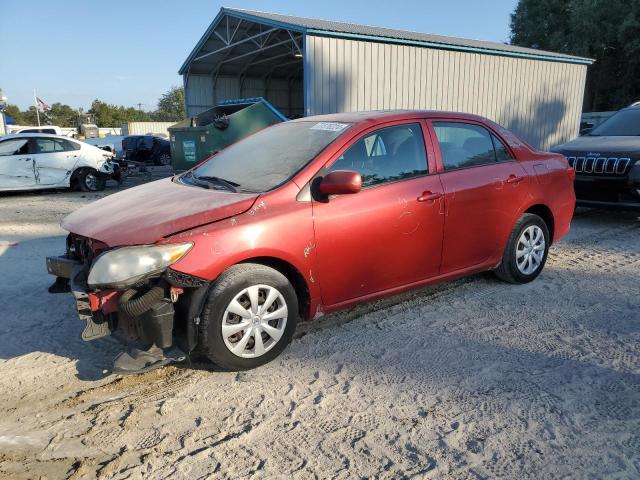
[221,284,288,358]
[516,225,546,275]
[85,173,97,191]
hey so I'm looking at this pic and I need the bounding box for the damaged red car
[46,111,575,373]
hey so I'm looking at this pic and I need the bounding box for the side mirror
[319,170,362,196]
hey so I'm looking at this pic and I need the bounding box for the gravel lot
[0,176,638,479]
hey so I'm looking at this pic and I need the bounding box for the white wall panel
[306,35,588,149]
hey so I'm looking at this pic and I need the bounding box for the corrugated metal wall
[122,122,176,136]
[184,74,215,116]
[305,35,587,150]
[184,74,304,118]
[213,77,303,117]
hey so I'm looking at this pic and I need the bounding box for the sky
[0,0,518,111]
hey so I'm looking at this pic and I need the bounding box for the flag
[36,97,51,111]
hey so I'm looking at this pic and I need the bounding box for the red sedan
[47,111,576,373]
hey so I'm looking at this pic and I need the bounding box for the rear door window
[433,122,509,171]
[329,123,428,188]
[32,137,67,154]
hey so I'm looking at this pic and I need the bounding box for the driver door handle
[417,191,443,203]
[506,174,524,184]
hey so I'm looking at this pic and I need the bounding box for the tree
[89,99,152,127]
[510,0,640,111]
[47,103,76,127]
[7,86,185,127]
[4,104,24,124]
[154,86,185,121]
[22,107,41,126]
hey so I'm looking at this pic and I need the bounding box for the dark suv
[552,104,640,210]
[121,135,171,166]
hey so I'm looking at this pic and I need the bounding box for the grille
[566,156,631,175]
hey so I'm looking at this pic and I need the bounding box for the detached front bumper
[46,255,116,340]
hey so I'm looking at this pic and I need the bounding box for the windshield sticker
[310,122,349,132]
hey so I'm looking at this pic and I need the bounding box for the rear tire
[494,213,550,284]
[75,168,106,192]
[199,263,298,371]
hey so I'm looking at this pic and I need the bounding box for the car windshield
[589,109,640,136]
[186,121,351,193]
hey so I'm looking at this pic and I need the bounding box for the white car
[12,126,64,135]
[0,134,118,192]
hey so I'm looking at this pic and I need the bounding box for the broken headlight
[87,243,192,289]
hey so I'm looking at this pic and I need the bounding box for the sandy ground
[0,174,639,479]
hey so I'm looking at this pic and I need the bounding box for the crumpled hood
[62,177,259,246]
[552,136,640,154]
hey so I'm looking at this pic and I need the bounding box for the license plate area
[46,255,79,279]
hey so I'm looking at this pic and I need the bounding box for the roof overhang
[306,29,593,65]
[179,7,593,77]
[179,8,305,79]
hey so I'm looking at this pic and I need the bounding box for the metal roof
[179,7,593,74]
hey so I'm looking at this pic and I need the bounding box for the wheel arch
[524,204,555,243]
[70,166,98,189]
[237,256,311,321]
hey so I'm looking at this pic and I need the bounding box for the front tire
[199,263,298,371]
[494,213,550,284]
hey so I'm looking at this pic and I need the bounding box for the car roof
[290,110,487,125]
[8,133,76,139]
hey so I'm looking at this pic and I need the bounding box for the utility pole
[0,88,7,136]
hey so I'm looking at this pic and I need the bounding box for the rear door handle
[417,191,443,203]
[506,175,524,184]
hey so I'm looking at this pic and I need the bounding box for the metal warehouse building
[180,8,593,150]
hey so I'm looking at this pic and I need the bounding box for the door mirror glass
[319,170,362,196]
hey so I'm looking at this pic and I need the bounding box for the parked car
[12,126,64,135]
[0,133,119,192]
[552,103,640,210]
[83,135,125,159]
[122,135,171,166]
[46,111,575,374]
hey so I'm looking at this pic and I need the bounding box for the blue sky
[0,0,518,110]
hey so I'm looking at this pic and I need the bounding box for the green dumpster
[169,98,287,172]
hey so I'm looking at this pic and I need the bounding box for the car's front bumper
[575,174,640,211]
[576,199,640,210]
[46,255,115,340]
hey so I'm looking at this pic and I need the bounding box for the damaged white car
[0,134,120,192]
